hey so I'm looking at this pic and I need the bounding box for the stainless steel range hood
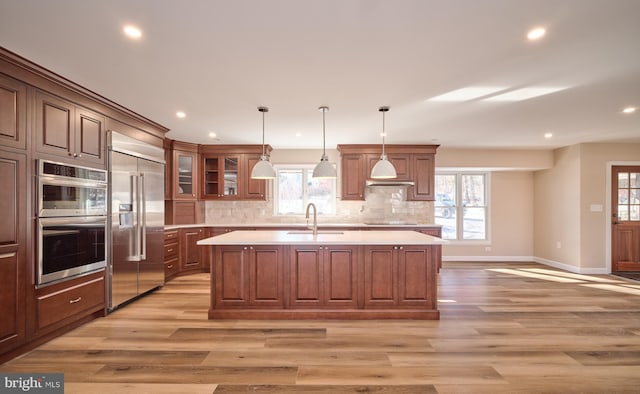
[366,179,415,187]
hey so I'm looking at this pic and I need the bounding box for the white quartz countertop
[197,230,446,246]
[167,223,441,230]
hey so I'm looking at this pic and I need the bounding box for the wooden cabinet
[289,245,359,308]
[179,227,207,273]
[363,245,436,309]
[337,144,438,201]
[171,141,198,200]
[34,90,105,167]
[0,150,27,353]
[199,145,270,201]
[214,245,284,308]
[34,271,105,334]
[0,74,27,150]
[163,230,179,280]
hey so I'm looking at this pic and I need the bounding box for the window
[435,172,489,241]
[275,165,336,216]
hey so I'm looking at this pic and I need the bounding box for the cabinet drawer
[165,257,180,278]
[37,277,105,330]
[164,230,178,242]
[164,242,179,260]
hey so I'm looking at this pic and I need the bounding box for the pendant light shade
[251,106,276,179]
[370,106,397,179]
[312,106,337,178]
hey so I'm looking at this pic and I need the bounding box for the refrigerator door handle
[133,173,142,262]
[139,172,147,260]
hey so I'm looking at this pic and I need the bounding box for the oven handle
[139,172,147,260]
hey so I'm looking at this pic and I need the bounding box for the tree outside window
[276,166,336,215]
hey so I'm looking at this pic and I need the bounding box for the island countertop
[197,229,446,246]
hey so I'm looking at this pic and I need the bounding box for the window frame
[273,164,337,217]
[435,171,491,244]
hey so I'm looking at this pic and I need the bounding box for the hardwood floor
[2,262,640,393]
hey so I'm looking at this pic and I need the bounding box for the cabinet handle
[399,246,403,250]
[393,246,398,250]
[69,297,82,304]
[77,154,82,158]
[167,248,173,253]
[250,246,254,250]
[167,264,174,269]
[243,246,248,250]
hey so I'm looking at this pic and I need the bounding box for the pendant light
[370,106,397,179]
[250,106,276,179]
[312,106,337,178]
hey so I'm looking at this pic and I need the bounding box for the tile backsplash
[205,186,433,225]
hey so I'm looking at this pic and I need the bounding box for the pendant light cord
[262,110,266,157]
[322,109,326,156]
[381,110,386,157]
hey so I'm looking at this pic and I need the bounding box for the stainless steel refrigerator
[108,131,165,310]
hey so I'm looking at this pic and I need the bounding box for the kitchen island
[198,230,444,320]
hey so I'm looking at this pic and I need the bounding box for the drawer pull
[69,297,82,304]
[167,248,174,253]
[167,264,174,269]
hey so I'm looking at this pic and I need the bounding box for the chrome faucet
[305,202,318,237]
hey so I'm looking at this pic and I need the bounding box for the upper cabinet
[169,140,199,200]
[34,90,105,167]
[338,144,438,201]
[0,74,27,151]
[199,145,271,201]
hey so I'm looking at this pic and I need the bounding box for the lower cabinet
[289,245,358,308]
[214,245,284,307]
[34,271,106,335]
[180,227,207,273]
[363,245,436,309]
[163,230,180,280]
[209,243,439,319]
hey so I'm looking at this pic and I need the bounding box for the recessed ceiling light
[208,132,217,138]
[622,107,636,114]
[527,27,546,41]
[123,25,142,40]
[428,86,508,102]
[544,132,553,139]
[484,87,567,102]
[176,111,186,118]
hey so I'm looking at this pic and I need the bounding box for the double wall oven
[37,160,108,286]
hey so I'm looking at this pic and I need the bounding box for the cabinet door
[250,246,283,307]
[0,75,27,150]
[323,246,359,308]
[341,154,365,200]
[180,227,205,271]
[397,246,435,307]
[243,154,267,200]
[289,246,323,307]
[222,156,240,198]
[363,246,398,307]
[0,151,26,352]
[74,106,105,165]
[173,150,197,199]
[411,154,435,201]
[201,155,221,199]
[35,91,74,159]
[215,245,250,306]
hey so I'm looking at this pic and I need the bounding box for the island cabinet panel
[289,246,359,308]
[214,245,284,308]
[289,247,323,307]
[250,247,283,306]
[364,245,435,309]
[323,247,359,308]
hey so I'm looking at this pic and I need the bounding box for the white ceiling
[1,0,639,150]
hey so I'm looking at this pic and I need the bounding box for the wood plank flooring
[2,262,640,393]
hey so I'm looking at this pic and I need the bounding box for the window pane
[463,207,486,239]
[619,206,629,221]
[461,174,485,206]
[619,189,629,205]
[631,189,640,204]
[435,174,457,239]
[618,172,629,188]
[278,169,304,214]
[307,170,336,215]
[631,205,640,221]
[632,173,640,187]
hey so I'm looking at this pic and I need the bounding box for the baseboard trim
[442,255,609,274]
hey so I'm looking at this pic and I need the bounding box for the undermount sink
[287,230,344,235]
